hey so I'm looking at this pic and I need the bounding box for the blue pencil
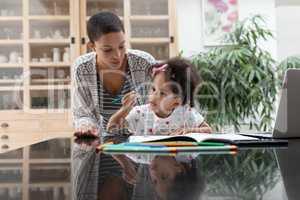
[112,95,123,104]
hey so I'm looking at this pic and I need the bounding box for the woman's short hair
[87,11,124,43]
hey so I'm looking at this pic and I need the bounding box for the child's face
[149,72,181,118]
[149,156,185,200]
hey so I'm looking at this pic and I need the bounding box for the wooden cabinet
[0,0,75,137]
[0,119,42,133]
[0,0,178,135]
[0,138,71,200]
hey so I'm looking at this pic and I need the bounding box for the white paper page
[188,133,259,141]
[129,133,258,143]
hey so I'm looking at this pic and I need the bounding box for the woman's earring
[87,41,95,52]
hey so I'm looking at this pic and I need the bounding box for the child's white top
[125,104,204,135]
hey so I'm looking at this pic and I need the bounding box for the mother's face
[91,31,126,69]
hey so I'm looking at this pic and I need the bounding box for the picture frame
[202,0,239,46]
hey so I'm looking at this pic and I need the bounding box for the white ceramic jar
[52,48,61,62]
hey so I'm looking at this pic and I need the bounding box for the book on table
[101,133,287,153]
[101,133,256,153]
[128,132,288,147]
[128,133,259,144]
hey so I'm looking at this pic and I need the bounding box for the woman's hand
[74,123,98,137]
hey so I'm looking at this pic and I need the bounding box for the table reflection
[0,138,71,200]
[0,137,299,200]
[71,136,290,200]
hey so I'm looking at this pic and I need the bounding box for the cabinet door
[129,0,177,60]
[0,0,76,112]
[0,0,24,111]
[79,0,177,60]
[28,0,74,111]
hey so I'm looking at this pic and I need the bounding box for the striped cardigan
[72,49,156,134]
[72,49,156,200]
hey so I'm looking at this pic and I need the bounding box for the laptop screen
[274,69,300,138]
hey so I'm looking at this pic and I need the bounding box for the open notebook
[129,133,258,143]
[128,133,288,146]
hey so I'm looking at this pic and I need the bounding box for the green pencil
[144,141,226,147]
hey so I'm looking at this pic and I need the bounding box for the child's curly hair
[151,57,201,107]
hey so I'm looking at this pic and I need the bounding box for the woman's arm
[72,62,99,137]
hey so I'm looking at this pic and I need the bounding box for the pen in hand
[112,95,123,104]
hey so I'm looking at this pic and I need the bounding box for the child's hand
[121,91,137,110]
[169,128,189,135]
[169,122,213,135]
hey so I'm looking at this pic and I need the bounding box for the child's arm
[107,91,137,132]
[107,106,131,132]
[170,107,213,135]
[187,121,213,133]
[170,121,213,135]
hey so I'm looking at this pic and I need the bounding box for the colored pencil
[102,144,238,153]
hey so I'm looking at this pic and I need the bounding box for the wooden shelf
[0,79,23,84]
[130,15,169,20]
[0,63,23,68]
[31,79,70,83]
[28,16,70,20]
[0,183,22,188]
[25,108,70,113]
[29,182,70,187]
[0,159,23,164]
[0,40,23,44]
[30,62,71,67]
[29,85,70,90]
[29,159,70,164]
[30,166,69,170]
[0,166,22,170]
[0,16,22,21]
[0,86,23,91]
[130,38,170,43]
[29,39,70,44]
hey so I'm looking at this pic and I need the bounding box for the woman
[71,11,155,200]
[72,11,156,137]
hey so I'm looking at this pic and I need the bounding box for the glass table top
[0,137,299,200]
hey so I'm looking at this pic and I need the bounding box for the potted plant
[192,15,278,131]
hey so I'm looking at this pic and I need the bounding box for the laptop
[240,69,300,140]
[275,140,300,200]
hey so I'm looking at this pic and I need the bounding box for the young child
[107,57,212,135]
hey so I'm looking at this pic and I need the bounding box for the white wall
[176,0,277,59]
[238,0,277,59]
[176,0,204,56]
[276,6,300,61]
